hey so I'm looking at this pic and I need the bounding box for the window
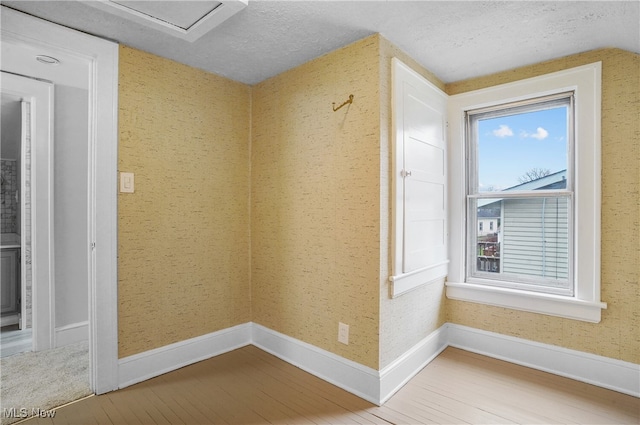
[446,62,606,323]
[467,93,573,296]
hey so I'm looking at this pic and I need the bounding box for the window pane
[466,95,573,294]
[472,101,569,193]
[473,196,571,292]
[476,198,501,274]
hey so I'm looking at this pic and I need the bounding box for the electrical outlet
[338,322,349,345]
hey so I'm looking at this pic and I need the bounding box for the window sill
[390,261,448,298]
[445,281,606,323]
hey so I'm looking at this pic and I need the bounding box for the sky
[476,106,568,191]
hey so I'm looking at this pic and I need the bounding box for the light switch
[120,172,134,193]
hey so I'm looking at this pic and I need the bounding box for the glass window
[466,94,573,295]
[447,62,604,322]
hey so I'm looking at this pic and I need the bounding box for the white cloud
[530,127,549,140]
[492,125,513,137]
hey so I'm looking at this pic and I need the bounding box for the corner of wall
[377,35,448,370]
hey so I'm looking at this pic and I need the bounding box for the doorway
[1,92,31,357]
[1,72,54,355]
[1,6,119,395]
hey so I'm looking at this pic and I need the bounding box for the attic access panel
[85,0,247,42]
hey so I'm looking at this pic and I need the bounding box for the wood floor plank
[221,353,320,423]
[136,381,190,424]
[433,348,639,424]
[159,374,230,424]
[363,405,422,425]
[240,347,382,423]
[408,357,563,423]
[154,366,266,424]
[239,358,385,424]
[19,345,639,425]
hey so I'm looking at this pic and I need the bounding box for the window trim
[446,62,606,323]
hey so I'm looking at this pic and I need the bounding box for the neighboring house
[476,207,501,272]
[478,170,568,280]
[477,208,500,237]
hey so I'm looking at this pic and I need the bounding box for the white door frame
[1,72,55,351]
[1,7,119,394]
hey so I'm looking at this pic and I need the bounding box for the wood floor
[21,346,639,424]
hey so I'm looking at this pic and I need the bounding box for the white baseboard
[379,325,449,404]
[55,321,88,348]
[251,323,382,404]
[118,323,251,389]
[448,323,640,398]
[115,321,639,403]
[115,322,447,405]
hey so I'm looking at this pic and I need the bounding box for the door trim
[1,7,120,394]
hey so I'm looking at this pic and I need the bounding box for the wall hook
[332,94,354,112]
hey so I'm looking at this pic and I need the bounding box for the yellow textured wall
[117,38,636,371]
[118,46,251,358]
[445,49,640,364]
[251,36,381,369]
[378,38,447,368]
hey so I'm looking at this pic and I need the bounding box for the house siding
[501,197,569,281]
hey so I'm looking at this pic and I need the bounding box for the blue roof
[478,169,567,209]
[503,169,567,191]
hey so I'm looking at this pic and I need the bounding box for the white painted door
[402,91,447,272]
[390,58,448,297]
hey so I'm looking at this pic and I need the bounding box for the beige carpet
[0,341,91,424]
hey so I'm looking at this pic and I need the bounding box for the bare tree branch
[518,167,551,184]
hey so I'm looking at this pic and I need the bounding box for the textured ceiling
[2,1,639,85]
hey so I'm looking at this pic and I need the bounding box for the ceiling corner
[83,0,247,42]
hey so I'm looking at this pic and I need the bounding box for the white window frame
[467,93,574,296]
[446,62,606,323]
